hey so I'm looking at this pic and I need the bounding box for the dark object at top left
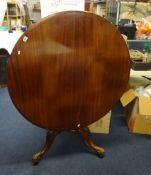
[0,48,10,85]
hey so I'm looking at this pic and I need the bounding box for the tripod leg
[32,130,58,164]
[79,127,105,157]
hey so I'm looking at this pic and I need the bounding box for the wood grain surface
[7,11,130,130]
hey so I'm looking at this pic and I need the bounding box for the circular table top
[7,11,130,130]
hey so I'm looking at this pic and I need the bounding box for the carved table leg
[79,127,105,157]
[32,130,58,165]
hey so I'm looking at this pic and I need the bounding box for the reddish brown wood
[32,130,58,164]
[32,128,104,164]
[7,11,130,130]
[79,127,105,157]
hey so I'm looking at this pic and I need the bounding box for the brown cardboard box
[88,111,111,134]
[121,89,151,135]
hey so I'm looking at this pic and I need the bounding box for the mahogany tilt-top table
[7,11,130,164]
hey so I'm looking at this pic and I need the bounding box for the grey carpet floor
[0,87,151,175]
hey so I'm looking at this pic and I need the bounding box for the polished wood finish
[79,127,105,157]
[7,11,130,131]
[32,128,104,164]
[32,130,58,164]
[7,11,130,163]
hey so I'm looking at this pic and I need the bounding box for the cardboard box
[88,111,111,134]
[121,88,151,135]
